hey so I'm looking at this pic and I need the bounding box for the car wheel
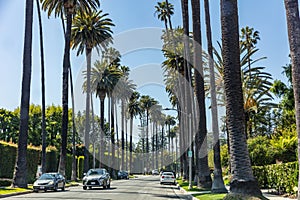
[54,184,58,191]
[83,186,87,190]
[44,189,47,192]
[89,186,92,189]
[62,183,65,191]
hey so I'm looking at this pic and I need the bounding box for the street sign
[188,150,192,158]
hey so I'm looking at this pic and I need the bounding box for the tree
[191,0,212,189]
[220,0,261,196]
[203,0,227,193]
[71,9,114,173]
[140,95,158,173]
[284,0,300,196]
[41,0,100,176]
[128,92,141,174]
[12,0,34,188]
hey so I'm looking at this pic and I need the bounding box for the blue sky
[0,0,294,118]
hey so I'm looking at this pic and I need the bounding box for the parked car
[117,170,129,179]
[33,172,65,192]
[82,168,111,190]
[152,169,159,175]
[160,171,176,185]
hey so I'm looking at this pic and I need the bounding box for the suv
[82,168,111,190]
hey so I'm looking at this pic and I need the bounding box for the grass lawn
[176,178,209,192]
[0,187,30,195]
[193,193,226,200]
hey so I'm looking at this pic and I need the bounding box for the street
[3,175,192,200]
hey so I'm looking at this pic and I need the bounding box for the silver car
[33,172,65,192]
[83,168,111,190]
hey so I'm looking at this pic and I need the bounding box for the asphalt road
[3,175,193,200]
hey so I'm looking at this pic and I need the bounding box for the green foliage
[0,141,16,179]
[46,148,58,172]
[270,128,297,163]
[0,180,12,187]
[0,141,40,183]
[247,136,275,166]
[220,144,229,168]
[253,162,298,195]
[77,156,84,179]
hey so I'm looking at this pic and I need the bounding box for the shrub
[253,161,298,195]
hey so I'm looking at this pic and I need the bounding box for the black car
[82,168,111,190]
[33,172,65,192]
[117,170,129,179]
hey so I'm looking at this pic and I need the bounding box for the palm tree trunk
[221,0,261,196]
[146,110,149,173]
[115,100,120,170]
[84,48,92,173]
[129,117,133,174]
[36,0,47,175]
[12,0,33,188]
[111,96,117,178]
[125,116,128,171]
[121,99,125,170]
[155,122,159,169]
[100,96,105,168]
[69,65,77,181]
[284,0,300,197]
[204,0,227,193]
[161,125,164,170]
[58,10,71,177]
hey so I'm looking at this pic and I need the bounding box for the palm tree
[35,0,47,175]
[140,95,158,173]
[191,0,212,188]
[221,0,261,196]
[284,0,300,196]
[203,0,227,193]
[165,115,176,154]
[90,60,121,167]
[113,66,136,170]
[128,91,141,174]
[154,1,174,36]
[12,0,34,188]
[71,9,114,173]
[240,26,260,77]
[41,0,100,176]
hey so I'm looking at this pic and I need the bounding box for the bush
[253,161,298,195]
[0,141,40,184]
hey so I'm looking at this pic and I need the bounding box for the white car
[160,172,176,185]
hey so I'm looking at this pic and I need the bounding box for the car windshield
[87,169,104,176]
[162,172,173,176]
[39,173,55,180]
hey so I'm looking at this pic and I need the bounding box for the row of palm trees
[155,0,300,198]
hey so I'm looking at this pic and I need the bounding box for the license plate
[40,186,44,189]
[91,182,96,185]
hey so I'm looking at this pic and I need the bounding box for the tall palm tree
[35,0,47,175]
[128,91,141,174]
[41,0,100,176]
[154,1,174,36]
[240,26,260,77]
[165,115,176,154]
[221,0,261,196]
[284,0,300,196]
[90,60,121,168]
[203,0,227,193]
[113,66,136,170]
[191,0,212,188]
[12,0,34,188]
[71,9,114,173]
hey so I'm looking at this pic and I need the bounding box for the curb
[175,183,198,200]
[0,190,32,199]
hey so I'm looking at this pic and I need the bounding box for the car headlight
[48,181,54,185]
[33,182,38,186]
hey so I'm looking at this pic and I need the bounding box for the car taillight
[172,176,174,178]
[162,176,164,178]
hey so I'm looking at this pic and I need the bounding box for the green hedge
[0,141,40,183]
[253,161,298,195]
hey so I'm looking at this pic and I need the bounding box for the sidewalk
[175,185,295,200]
